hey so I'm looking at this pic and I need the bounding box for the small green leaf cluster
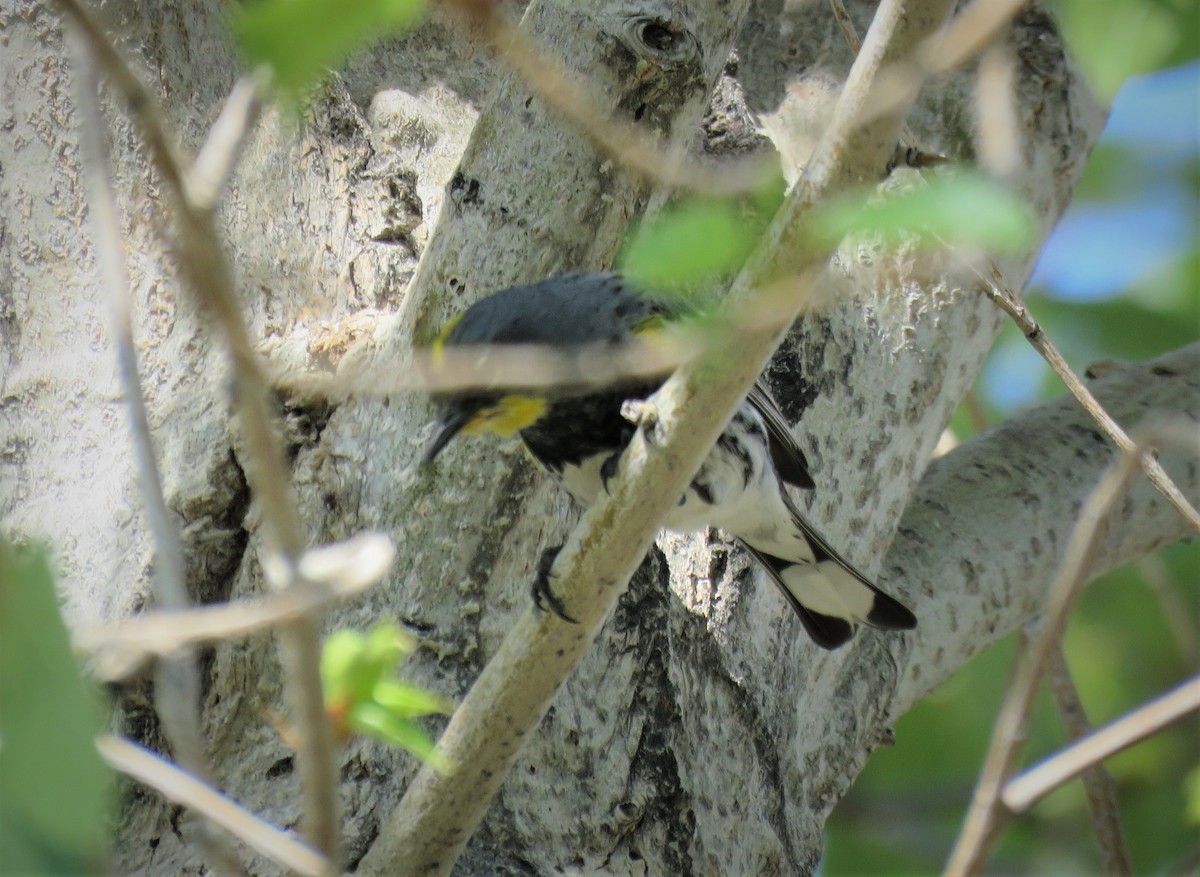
[619,178,784,299]
[321,623,451,768]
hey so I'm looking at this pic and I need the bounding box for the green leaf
[1055,0,1191,99]
[373,680,452,719]
[321,622,447,766]
[818,173,1038,254]
[349,702,445,769]
[321,628,371,704]
[235,0,428,98]
[620,198,764,295]
[0,543,112,875]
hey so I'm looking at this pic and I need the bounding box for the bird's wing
[745,382,815,490]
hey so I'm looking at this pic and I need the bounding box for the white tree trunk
[5,0,1191,875]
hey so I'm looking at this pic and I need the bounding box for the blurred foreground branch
[945,418,1199,876]
[54,0,341,860]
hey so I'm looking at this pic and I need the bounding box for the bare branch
[925,0,1031,73]
[944,419,1199,876]
[77,533,395,680]
[1045,648,1133,876]
[974,43,1021,177]
[52,0,341,859]
[96,736,337,877]
[828,0,864,53]
[1004,675,1200,815]
[1138,555,1200,664]
[53,0,188,200]
[69,22,246,877]
[186,70,271,214]
[977,276,1200,534]
[859,0,1032,125]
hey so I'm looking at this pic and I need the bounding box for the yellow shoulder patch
[631,313,668,337]
[463,394,548,438]
[431,313,465,366]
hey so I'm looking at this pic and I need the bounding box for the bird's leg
[599,451,623,493]
[600,420,638,494]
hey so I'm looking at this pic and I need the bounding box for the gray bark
[4,0,1184,875]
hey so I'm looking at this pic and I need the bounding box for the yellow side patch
[431,313,464,367]
[631,313,667,337]
[463,394,548,437]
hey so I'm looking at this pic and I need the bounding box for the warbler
[421,272,916,649]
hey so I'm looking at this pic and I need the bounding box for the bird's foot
[532,545,578,624]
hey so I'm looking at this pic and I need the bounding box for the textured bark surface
[4,0,1186,875]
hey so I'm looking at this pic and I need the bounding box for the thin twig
[97,735,337,877]
[187,70,271,213]
[1137,554,1199,664]
[54,0,187,199]
[978,274,1200,535]
[78,533,394,680]
[827,0,864,53]
[53,0,342,861]
[1004,674,1200,813]
[1045,648,1133,876]
[974,43,1021,177]
[943,420,1198,876]
[859,0,1032,126]
[920,0,1030,74]
[70,26,246,877]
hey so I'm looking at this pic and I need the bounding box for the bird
[421,272,916,649]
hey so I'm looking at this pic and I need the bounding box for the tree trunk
[5,0,1194,875]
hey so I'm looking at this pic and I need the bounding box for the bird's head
[421,273,663,464]
[422,391,549,464]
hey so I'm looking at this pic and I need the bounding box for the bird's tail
[739,497,916,649]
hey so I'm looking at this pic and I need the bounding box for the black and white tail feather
[737,493,917,649]
[694,385,915,649]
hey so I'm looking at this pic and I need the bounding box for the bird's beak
[422,409,470,465]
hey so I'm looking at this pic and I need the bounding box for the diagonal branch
[978,276,1200,534]
[944,418,1198,876]
[70,34,244,877]
[357,1,956,873]
[53,0,341,862]
[1045,647,1133,876]
[1003,674,1200,814]
[97,735,336,877]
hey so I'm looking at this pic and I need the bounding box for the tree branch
[53,0,340,861]
[977,275,1200,533]
[97,735,335,877]
[891,344,1200,717]
[1002,674,1200,814]
[358,1,957,872]
[945,417,1194,875]
[70,33,244,877]
[1042,647,1133,876]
